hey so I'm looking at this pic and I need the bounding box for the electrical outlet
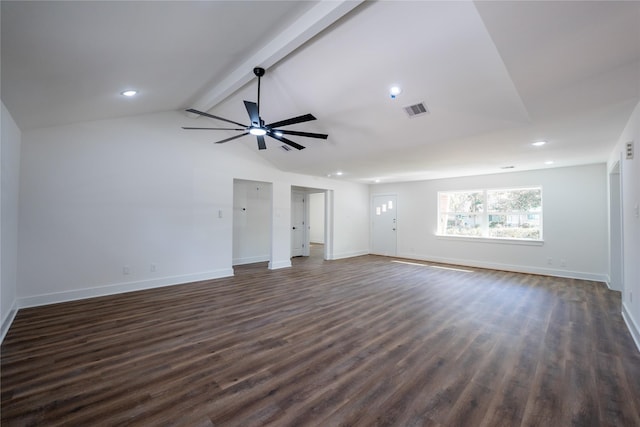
[547,257,552,265]
[150,263,157,272]
[123,266,130,275]
[631,292,633,303]
[560,259,566,267]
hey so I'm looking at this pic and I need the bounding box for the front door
[372,194,397,256]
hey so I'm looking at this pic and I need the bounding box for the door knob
[292,227,296,230]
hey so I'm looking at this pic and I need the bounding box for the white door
[291,192,305,257]
[372,195,397,256]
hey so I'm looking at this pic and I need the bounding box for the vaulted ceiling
[2,1,639,183]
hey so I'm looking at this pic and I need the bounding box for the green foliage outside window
[438,187,542,240]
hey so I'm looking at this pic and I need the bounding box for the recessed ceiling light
[545,160,554,165]
[336,171,343,176]
[532,141,547,147]
[374,179,380,183]
[389,86,402,99]
[121,90,137,97]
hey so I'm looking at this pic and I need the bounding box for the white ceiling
[2,1,639,183]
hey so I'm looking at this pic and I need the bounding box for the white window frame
[437,186,543,243]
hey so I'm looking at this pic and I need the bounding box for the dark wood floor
[2,248,640,426]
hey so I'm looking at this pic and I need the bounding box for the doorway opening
[308,192,326,260]
[609,161,624,292]
[232,179,272,266]
[291,186,330,260]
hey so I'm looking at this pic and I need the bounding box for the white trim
[233,255,270,266]
[324,190,334,261]
[269,260,292,270]
[396,252,608,282]
[17,269,234,309]
[330,250,369,260]
[622,302,640,353]
[1,300,19,344]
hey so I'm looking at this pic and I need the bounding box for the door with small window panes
[371,195,397,256]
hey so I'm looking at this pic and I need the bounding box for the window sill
[435,235,544,246]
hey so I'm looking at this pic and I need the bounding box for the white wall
[16,111,369,307]
[232,180,271,265]
[609,100,640,349]
[371,164,609,281]
[332,184,370,259]
[1,101,21,340]
[309,192,325,244]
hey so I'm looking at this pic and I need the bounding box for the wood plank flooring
[2,249,640,426]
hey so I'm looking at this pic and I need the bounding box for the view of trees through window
[438,187,542,240]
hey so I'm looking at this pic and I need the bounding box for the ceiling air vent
[404,102,429,118]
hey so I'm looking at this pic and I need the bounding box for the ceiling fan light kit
[249,127,267,136]
[183,67,328,151]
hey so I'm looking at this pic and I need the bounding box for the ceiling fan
[183,67,328,150]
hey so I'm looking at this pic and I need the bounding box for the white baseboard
[1,300,19,344]
[17,268,234,309]
[330,250,369,260]
[622,302,640,353]
[395,252,609,283]
[233,255,270,266]
[269,260,292,270]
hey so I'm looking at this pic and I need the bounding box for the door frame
[370,193,398,256]
[609,160,624,292]
[291,190,308,257]
[291,187,332,260]
[232,179,272,267]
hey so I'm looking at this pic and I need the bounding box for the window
[438,187,542,241]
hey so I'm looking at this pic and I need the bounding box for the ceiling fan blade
[256,135,266,150]
[244,101,260,126]
[273,129,328,139]
[268,133,305,150]
[214,132,249,144]
[186,108,247,128]
[182,127,246,131]
[266,113,316,129]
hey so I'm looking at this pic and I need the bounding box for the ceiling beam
[188,0,364,116]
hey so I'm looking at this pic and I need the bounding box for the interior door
[372,195,397,256]
[291,192,305,257]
